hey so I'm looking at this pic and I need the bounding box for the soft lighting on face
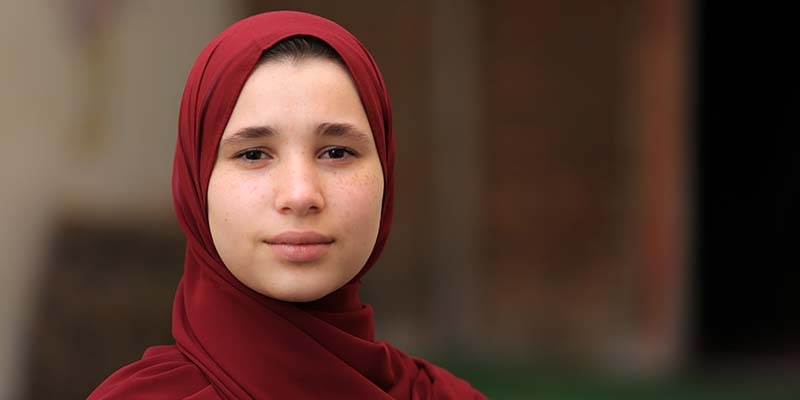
[208,58,384,302]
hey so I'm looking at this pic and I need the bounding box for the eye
[234,149,270,161]
[320,147,356,160]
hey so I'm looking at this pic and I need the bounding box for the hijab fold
[89,11,485,399]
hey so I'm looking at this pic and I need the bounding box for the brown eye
[326,148,346,159]
[238,150,268,161]
[320,147,355,160]
[244,150,263,160]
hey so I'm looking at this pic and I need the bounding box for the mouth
[264,231,334,262]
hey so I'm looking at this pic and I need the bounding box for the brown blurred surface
[24,220,184,400]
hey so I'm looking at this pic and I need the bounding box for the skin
[207,57,384,302]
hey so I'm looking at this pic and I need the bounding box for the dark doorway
[690,0,799,368]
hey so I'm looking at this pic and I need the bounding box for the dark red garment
[88,11,486,400]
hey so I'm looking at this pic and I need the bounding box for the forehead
[253,57,352,93]
[231,58,361,118]
[219,57,372,141]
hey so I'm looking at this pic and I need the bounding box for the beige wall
[0,1,239,398]
[1,2,76,397]
[59,0,240,224]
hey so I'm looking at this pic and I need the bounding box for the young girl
[88,10,486,399]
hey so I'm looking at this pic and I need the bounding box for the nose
[273,158,325,216]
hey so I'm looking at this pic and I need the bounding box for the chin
[280,292,327,303]
[262,284,331,303]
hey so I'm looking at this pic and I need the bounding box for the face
[208,57,384,302]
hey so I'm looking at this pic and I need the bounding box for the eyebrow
[220,122,371,147]
[316,122,372,145]
[220,125,276,147]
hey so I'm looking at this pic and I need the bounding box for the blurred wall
[57,0,240,225]
[1,1,240,399]
[1,2,75,398]
[480,0,687,372]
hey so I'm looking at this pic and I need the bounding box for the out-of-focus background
[1,0,796,399]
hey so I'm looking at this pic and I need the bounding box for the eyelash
[232,147,357,162]
[234,149,270,161]
[320,147,357,160]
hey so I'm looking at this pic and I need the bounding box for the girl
[88,10,486,399]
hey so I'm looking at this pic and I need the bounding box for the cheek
[335,165,384,236]
[208,168,267,238]
[208,169,233,244]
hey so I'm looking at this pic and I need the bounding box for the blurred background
[1,0,796,399]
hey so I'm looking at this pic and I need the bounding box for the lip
[266,231,334,245]
[264,231,334,263]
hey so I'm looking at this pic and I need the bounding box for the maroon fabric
[89,10,486,400]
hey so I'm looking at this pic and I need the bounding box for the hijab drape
[88,11,485,399]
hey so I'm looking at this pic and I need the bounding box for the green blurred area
[437,359,800,400]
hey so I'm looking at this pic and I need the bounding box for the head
[173,12,394,310]
[206,36,384,302]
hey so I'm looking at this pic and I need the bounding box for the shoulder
[88,345,219,400]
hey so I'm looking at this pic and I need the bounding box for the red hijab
[89,10,486,400]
